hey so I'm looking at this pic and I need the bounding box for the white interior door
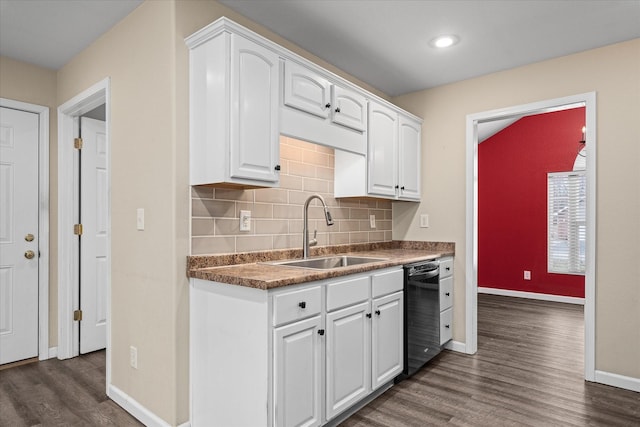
[0,107,39,365]
[79,117,107,354]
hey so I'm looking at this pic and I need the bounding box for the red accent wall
[478,108,585,298]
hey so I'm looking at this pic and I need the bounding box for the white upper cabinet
[368,102,399,198]
[281,60,367,155]
[330,85,367,132]
[397,116,421,200]
[187,23,281,187]
[284,61,331,119]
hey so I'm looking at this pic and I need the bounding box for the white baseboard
[177,422,191,427]
[108,384,177,427]
[478,287,585,305]
[444,340,467,354]
[594,370,640,393]
[48,347,58,359]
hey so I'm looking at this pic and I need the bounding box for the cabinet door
[274,316,322,427]
[371,291,404,390]
[331,85,367,132]
[368,102,398,197]
[284,61,331,119]
[325,301,370,421]
[398,116,421,200]
[230,34,280,183]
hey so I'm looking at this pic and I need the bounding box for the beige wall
[393,38,640,379]
[0,56,58,346]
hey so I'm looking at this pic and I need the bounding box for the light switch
[137,208,144,231]
[420,214,429,228]
[369,214,376,229]
[240,210,251,231]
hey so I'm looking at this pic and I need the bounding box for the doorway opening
[57,79,111,390]
[465,92,596,381]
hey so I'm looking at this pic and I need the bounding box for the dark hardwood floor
[340,294,640,426]
[1,294,638,426]
[0,349,142,426]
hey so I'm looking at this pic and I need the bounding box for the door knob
[25,233,35,242]
[24,250,35,259]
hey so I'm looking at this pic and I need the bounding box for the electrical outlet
[239,210,251,231]
[369,214,376,229]
[524,270,531,280]
[130,346,138,369]
[420,214,429,228]
[136,208,144,231]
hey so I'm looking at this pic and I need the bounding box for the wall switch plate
[369,214,376,229]
[524,270,531,280]
[130,346,138,369]
[239,210,251,231]
[420,214,429,228]
[136,208,144,231]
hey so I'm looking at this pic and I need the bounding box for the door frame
[57,78,111,384]
[465,92,596,381]
[0,98,50,361]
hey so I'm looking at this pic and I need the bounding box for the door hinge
[74,224,83,235]
[74,137,83,149]
[73,310,83,321]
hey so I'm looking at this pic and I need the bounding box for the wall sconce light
[580,126,586,144]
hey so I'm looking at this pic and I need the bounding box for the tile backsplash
[191,137,393,255]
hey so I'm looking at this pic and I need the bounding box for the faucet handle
[310,229,318,247]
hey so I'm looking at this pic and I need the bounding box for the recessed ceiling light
[430,35,460,49]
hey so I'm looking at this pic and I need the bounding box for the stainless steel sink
[267,255,388,270]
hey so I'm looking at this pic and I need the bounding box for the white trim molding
[57,78,111,389]
[466,92,597,381]
[478,287,585,305]
[0,98,50,362]
[594,371,640,393]
[444,340,467,353]
[108,385,183,427]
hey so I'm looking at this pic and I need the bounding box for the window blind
[548,171,586,275]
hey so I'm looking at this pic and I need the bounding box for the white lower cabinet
[274,316,323,427]
[190,267,404,427]
[325,302,370,420]
[371,291,404,389]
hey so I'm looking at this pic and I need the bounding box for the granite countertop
[188,241,454,290]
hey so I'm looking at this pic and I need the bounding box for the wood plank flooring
[340,294,640,426]
[1,294,638,426]
[0,350,142,426]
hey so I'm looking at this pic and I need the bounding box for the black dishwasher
[398,260,441,380]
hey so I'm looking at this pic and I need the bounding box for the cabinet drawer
[440,257,453,279]
[326,275,370,312]
[273,286,322,327]
[440,307,453,345]
[371,268,404,298]
[440,276,453,311]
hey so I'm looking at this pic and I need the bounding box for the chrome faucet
[303,194,334,258]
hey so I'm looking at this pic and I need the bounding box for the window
[548,171,586,274]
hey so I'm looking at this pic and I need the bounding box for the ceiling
[0,0,143,70]
[1,0,638,97]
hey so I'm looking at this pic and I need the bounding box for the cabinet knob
[298,301,306,309]
[366,313,372,318]
[395,185,399,189]
[401,186,405,190]
[335,107,341,113]
[375,310,381,316]
[274,164,281,171]
[318,329,325,336]
[445,292,450,296]
[325,103,331,109]
[445,324,450,329]
[446,267,451,271]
